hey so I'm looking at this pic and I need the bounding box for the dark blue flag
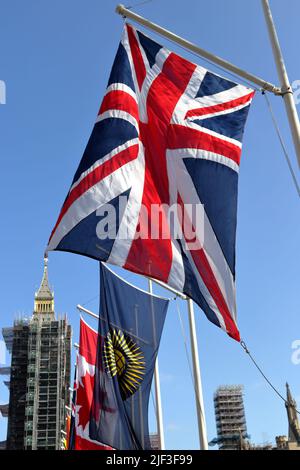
[89,263,169,450]
[68,365,77,450]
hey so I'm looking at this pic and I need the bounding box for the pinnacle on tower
[33,256,54,317]
[285,382,300,445]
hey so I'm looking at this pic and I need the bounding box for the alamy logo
[292,80,300,106]
[95,197,205,251]
[291,339,300,365]
[0,80,6,105]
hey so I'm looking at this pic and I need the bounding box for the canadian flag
[74,317,113,450]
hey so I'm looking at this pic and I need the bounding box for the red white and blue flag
[47,24,254,341]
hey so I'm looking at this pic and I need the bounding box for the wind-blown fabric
[67,367,76,450]
[89,263,169,450]
[47,24,254,341]
[74,318,112,450]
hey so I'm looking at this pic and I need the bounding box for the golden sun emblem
[103,329,145,400]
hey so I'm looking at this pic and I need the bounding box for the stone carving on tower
[285,383,300,448]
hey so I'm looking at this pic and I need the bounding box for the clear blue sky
[0,0,299,449]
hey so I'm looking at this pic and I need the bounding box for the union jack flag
[47,24,255,341]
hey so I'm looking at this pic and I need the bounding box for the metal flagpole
[134,304,145,449]
[116,3,300,167]
[77,304,150,345]
[261,0,300,168]
[147,278,208,450]
[186,299,208,450]
[148,278,165,450]
[77,305,99,320]
[115,4,280,94]
[144,301,209,445]
[148,277,187,299]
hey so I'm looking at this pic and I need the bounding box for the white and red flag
[73,318,113,450]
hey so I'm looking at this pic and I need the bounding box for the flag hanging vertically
[65,413,71,450]
[89,263,169,450]
[67,364,77,450]
[74,318,112,450]
[47,24,255,341]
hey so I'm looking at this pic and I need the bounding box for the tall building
[274,383,300,451]
[285,383,300,447]
[0,366,10,450]
[149,433,160,450]
[2,258,71,450]
[213,385,248,450]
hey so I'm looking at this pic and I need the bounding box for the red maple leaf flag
[74,317,113,450]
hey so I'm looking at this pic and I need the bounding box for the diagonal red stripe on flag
[49,144,139,243]
[99,90,139,121]
[185,91,255,119]
[168,124,241,165]
[126,24,147,91]
[125,52,197,281]
[177,194,240,341]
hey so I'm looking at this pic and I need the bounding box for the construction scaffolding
[3,258,72,450]
[23,317,71,450]
[0,404,9,418]
[0,441,6,450]
[2,328,14,354]
[6,320,30,449]
[213,385,248,450]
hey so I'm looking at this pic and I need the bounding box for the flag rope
[262,91,300,198]
[240,340,300,416]
[80,294,99,308]
[77,278,300,416]
[126,0,154,10]
[150,389,157,416]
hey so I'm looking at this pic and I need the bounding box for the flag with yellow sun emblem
[89,263,169,450]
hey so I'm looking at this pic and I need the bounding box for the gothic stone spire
[285,383,300,444]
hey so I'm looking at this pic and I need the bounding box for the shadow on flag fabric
[47,23,255,341]
[89,263,169,450]
[73,317,113,450]
[67,367,76,450]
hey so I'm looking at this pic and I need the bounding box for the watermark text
[291,339,300,365]
[0,80,6,105]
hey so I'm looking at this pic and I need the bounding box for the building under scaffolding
[2,258,71,450]
[213,385,248,450]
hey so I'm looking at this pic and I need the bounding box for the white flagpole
[148,278,165,450]
[134,304,145,449]
[146,280,208,450]
[261,0,300,168]
[115,4,280,94]
[186,299,208,450]
[115,3,300,167]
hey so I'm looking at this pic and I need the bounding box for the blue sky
[0,0,299,449]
